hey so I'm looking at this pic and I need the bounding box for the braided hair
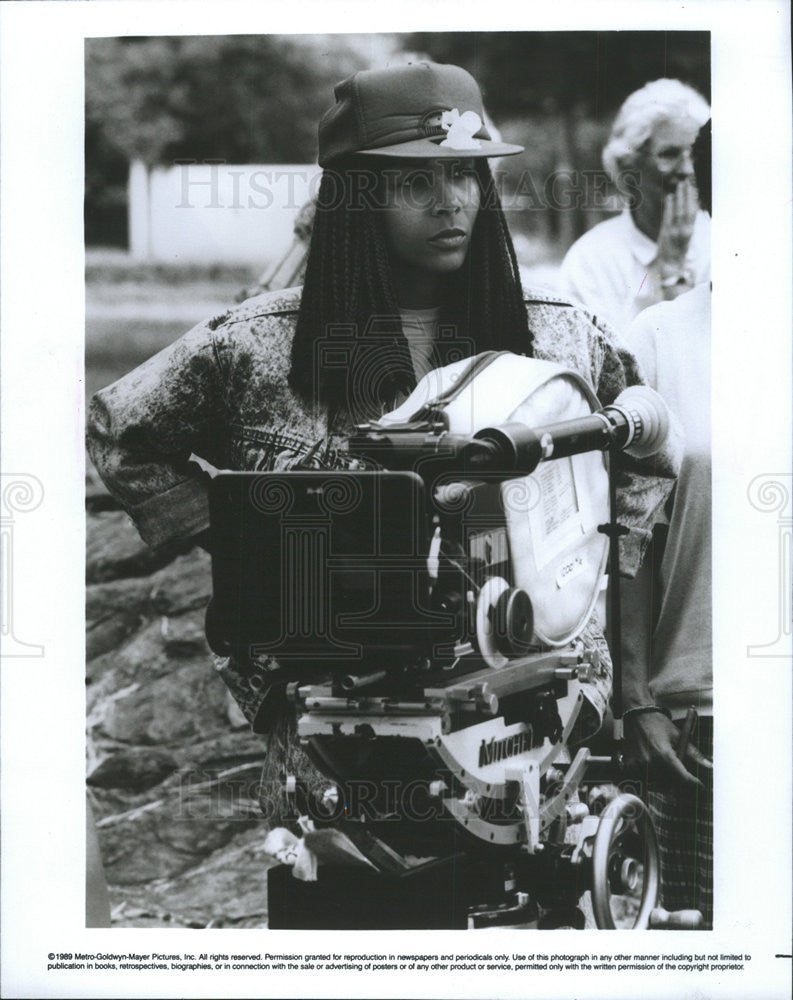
[289,159,532,421]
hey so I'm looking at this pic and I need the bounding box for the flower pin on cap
[318,62,523,166]
[440,109,483,150]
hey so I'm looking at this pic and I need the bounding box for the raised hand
[656,177,699,273]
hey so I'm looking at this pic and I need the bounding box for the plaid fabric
[647,715,713,928]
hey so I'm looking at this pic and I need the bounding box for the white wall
[128,160,321,265]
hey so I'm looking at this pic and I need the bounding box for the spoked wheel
[591,793,660,929]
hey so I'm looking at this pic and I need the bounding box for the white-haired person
[559,78,710,333]
[620,119,713,929]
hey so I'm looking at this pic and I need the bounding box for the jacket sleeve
[87,318,230,549]
[590,314,682,577]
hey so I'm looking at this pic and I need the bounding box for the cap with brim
[318,62,523,166]
[354,135,524,160]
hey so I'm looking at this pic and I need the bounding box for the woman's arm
[87,317,229,549]
[590,315,682,577]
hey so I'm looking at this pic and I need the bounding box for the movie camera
[207,351,702,929]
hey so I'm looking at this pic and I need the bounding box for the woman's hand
[625,710,712,785]
[655,177,698,283]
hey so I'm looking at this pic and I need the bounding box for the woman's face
[380,158,481,279]
[635,116,700,224]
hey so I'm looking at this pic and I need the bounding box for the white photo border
[1,2,790,998]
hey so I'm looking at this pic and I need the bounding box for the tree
[85,34,387,167]
[405,31,710,121]
[85,34,392,245]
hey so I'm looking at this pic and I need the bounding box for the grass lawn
[84,239,563,401]
[85,255,258,400]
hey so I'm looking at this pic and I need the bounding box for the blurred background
[85,32,709,928]
[85,30,710,397]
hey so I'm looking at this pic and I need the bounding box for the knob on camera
[492,586,534,656]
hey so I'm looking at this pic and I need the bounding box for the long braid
[472,163,532,356]
[291,166,412,419]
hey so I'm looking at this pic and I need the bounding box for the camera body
[206,353,668,928]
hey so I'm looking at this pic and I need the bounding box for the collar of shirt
[620,208,659,267]
[399,307,441,380]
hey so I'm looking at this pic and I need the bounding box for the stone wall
[86,469,276,928]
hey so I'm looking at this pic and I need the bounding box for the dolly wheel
[591,793,660,929]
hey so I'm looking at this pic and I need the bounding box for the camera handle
[596,433,629,746]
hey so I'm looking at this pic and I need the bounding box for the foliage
[406,31,710,119]
[85,35,380,166]
[87,31,709,168]
[85,32,710,247]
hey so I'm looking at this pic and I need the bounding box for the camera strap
[406,350,510,423]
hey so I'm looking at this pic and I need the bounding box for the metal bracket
[538,747,591,835]
[570,814,601,866]
[505,761,541,853]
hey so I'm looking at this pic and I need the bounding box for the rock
[133,826,276,927]
[87,510,183,583]
[87,576,152,628]
[88,748,180,793]
[85,467,279,925]
[86,614,209,703]
[147,549,212,615]
[95,764,265,885]
[98,809,252,885]
[175,730,266,770]
[87,612,144,662]
[86,576,150,660]
[87,730,267,804]
[106,826,276,927]
[92,661,231,745]
[86,549,211,624]
[86,550,212,662]
[161,615,208,657]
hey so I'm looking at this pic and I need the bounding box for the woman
[88,62,679,785]
[621,120,713,928]
[559,78,711,333]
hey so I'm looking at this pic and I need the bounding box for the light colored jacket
[88,284,681,727]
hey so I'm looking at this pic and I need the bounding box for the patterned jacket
[88,285,681,728]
